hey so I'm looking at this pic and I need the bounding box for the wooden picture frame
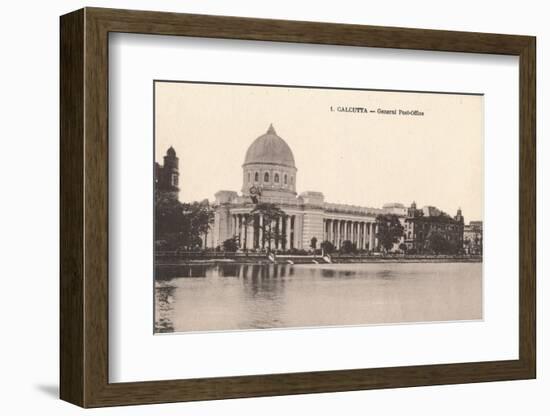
[60,7,536,408]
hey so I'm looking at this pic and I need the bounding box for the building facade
[211,124,394,251]
[463,220,483,255]
[403,203,465,254]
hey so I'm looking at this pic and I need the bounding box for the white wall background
[0,0,545,414]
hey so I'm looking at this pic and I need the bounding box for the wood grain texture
[59,8,84,407]
[59,7,536,408]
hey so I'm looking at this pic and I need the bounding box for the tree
[375,214,404,253]
[426,232,451,254]
[222,237,239,252]
[340,240,356,254]
[463,237,471,254]
[310,237,318,250]
[154,195,214,251]
[249,202,288,251]
[398,243,408,253]
[320,240,336,254]
[184,199,215,248]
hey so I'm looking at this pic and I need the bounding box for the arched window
[290,176,294,185]
[264,172,269,182]
[274,173,279,183]
[284,174,288,185]
[254,172,259,182]
[247,172,251,183]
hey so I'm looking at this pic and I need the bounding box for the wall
[0,0,546,414]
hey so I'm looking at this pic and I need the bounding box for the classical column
[259,214,264,249]
[363,222,368,250]
[235,215,240,247]
[369,222,374,251]
[295,215,303,249]
[343,220,347,244]
[374,223,379,251]
[239,215,244,248]
[247,215,254,249]
[275,218,281,250]
[335,220,340,248]
[285,215,291,251]
[252,214,258,249]
[290,215,295,249]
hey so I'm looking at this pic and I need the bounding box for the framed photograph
[60,7,536,407]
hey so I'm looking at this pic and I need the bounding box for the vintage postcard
[154,81,483,333]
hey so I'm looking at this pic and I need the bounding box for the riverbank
[155,253,482,266]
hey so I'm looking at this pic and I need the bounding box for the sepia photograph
[154,81,484,334]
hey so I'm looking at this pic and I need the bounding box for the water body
[155,262,482,333]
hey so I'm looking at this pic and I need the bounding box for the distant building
[155,146,180,200]
[382,202,408,216]
[463,221,483,255]
[403,203,465,254]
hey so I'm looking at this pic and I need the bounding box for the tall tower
[155,146,180,200]
[455,207,464,224]
[408,201,420,217]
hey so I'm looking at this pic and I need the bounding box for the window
[255,172,259,182]
[290,176,294,185]
[247,172,251,183]
[171,173,178,187]
[284,174,288,184]
[274,173,279,183]
[264,172,269,182]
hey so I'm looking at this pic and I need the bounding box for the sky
[155,81,483,223]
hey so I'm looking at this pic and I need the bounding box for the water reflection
[154,262,482,333]
[154,284,175,333]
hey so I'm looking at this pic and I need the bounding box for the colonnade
[230,213,298,250]
[323,219,377,250]
[229,214,378,252]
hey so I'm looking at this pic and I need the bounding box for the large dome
[243,124,296,168]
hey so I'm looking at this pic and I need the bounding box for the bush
[288,248,308,255]
[222,237,239,252]
[340,240,357,254]
[320,240,336,254]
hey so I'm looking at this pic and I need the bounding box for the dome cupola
[241,124,298,198]
[243,124,296,168]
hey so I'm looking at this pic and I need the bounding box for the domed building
[209,124,389,251]
[241,124,297,198]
